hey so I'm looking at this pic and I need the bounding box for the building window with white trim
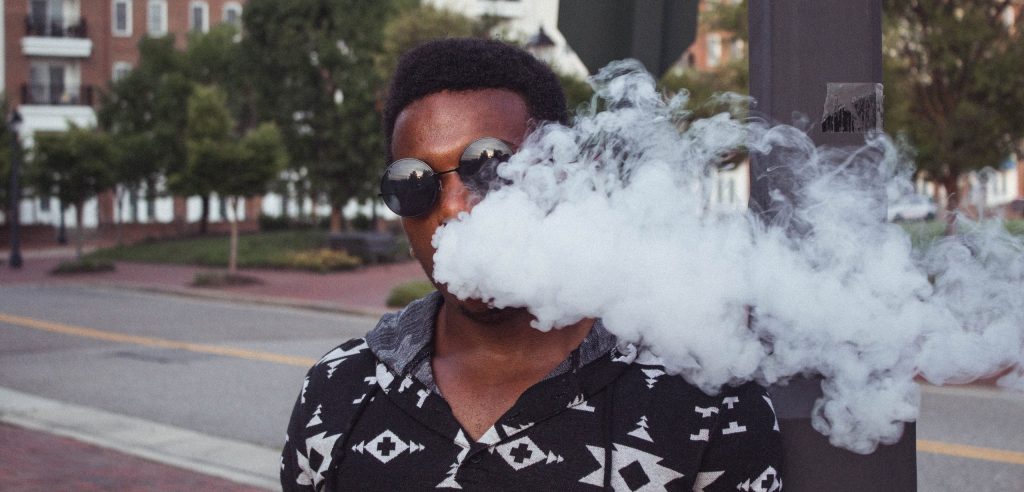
[190,1,210,33]
[113,61,133,81]
[148,0,168,36]
[223,2,243,28]
[706,33,722,68]
[113,0,132,37]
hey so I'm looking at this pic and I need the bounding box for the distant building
[426,0,588,77]
[3,0,249,232]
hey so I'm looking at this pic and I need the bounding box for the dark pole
[7,110,24,269]
[748,1,916,491]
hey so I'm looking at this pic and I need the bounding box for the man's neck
[431,297,593,440]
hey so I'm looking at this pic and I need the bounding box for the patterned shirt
[281,293,783,491]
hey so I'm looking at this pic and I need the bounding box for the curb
[0,386,279,491]
[15,277,390,319]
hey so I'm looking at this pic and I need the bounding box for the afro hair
[382,37,569,158]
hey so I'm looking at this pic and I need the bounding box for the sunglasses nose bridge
[435,171,475,220]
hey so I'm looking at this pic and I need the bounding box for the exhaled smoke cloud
[431,60,1024,454]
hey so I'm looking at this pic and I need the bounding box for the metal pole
[7,110,23,269]
[748,1,916,490]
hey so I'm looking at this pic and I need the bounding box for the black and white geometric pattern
[281,293,783,491]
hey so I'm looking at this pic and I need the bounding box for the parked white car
[887,194,938,222]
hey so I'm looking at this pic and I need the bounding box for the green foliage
[0,95,10,210]
[184,87,287,199]
[29,124,115,208]
[386,279,436,307]
[85,230,332,268]
[98,36,191,196]
[277,248,362,272]
[558,71,594,117]
[703,0,748,42]
[50,258,115,275]
[376,4,480,82]
[883,0,1024,211]
[242,0,406,227]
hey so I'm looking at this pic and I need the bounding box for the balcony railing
[25,15,88,38]
[21,83,94,106]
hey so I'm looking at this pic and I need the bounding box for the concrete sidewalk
[0,247,427,491]
[0,247,428,317]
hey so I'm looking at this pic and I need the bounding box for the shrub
[386,280,436,308]
[51,258,115,274]
[276,248,362,273]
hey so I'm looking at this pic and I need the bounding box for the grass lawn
[85,230,352,270]
[901,218,1024,250]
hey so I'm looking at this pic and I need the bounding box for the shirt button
[470,455,482,464]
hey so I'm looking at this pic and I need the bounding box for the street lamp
[525,26,556,63]
[7,109,23,268]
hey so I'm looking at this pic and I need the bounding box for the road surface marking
[6,311,1024,466]
[917,439,1024,465]
[0,312,317,368]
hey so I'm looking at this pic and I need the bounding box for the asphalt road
[1,284,1022,491]
[0,284,374,448]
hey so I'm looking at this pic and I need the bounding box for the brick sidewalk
[0,423,267,491]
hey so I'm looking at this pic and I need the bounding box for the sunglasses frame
[379,137,514,217]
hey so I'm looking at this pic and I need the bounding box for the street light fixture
[7,109,23,268]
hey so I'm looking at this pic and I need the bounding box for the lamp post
[7,110,23,268]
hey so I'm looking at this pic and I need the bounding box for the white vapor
[431,60,1024,454]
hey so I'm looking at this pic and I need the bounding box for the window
[223,2,243,28]
[29,0,64,36]
[113,61,133,81]
[113,0,132,37]
[706,33,722,68]
[190,1,210,33]
[148,0,168,36]
[29,62,72,104]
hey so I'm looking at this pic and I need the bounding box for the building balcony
[21,83,95,107]
[21,16,93,58]
[25,15,88,38]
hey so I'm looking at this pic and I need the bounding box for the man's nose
[436,174,479,221]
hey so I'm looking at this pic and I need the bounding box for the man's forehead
[391,89,531,158]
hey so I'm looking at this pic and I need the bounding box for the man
[282,38,782,491]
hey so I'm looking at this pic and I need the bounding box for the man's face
[390,89,531,316]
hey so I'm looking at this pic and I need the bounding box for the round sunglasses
[379,137,514,217]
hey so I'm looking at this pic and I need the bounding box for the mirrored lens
[458,137,513,190]
[380,158,439,217]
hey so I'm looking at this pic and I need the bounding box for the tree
[0,95,10,218]
[98,36,190,226]
[186,86,287,273]
[883,0,1024,231]
[29,125,114,258]
[242,0,412,232]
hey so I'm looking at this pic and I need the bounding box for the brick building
[2,0,251,239]
[4,0,244,142]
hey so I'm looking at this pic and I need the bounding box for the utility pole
[748,1,917,490]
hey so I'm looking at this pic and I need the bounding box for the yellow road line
[918,439,1024,465]
[6,312,1024,466]
[0,312,317,368]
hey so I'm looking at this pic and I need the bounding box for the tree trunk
[200,194,210,235]
[941,172,961,236]
[114,187,124,247]
[57,200,67,245]
[329,204,344,233]
[228,196,239,275]
[74,201,85,260]
[369,197,379,231]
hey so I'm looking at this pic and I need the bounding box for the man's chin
[442,292,528,324]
